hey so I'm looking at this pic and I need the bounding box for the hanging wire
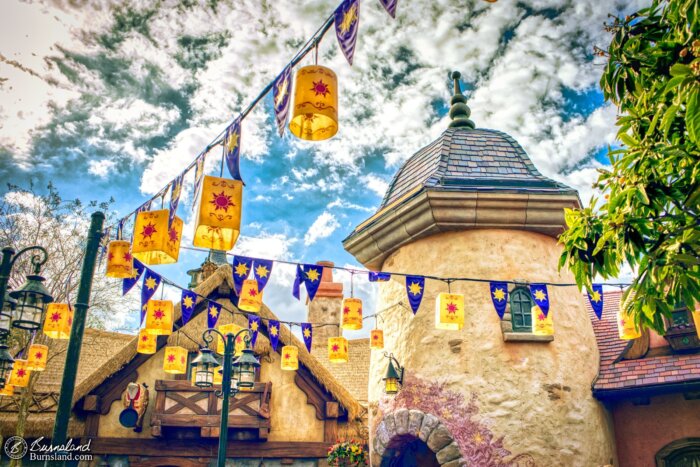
[104,10,336,233]
[176,245,632,288]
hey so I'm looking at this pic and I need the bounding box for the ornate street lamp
[383,352,404,395]
[0,246,52,332]
[0,345,14,387]
[192,327,260,467]
[0,293,16,337]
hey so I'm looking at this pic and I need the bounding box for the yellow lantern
[145,300,173,336]
[131,209,183,265]
[532,306,554,336]
[105,240,133,278]
[238,280,262,313]
[280,345,299,371]
[27,344,48,372]
[193,176,243,251]
[163,346,188,374]
[341,297,363,330]
[9,360,30,388]
[137,329,157,354]
[289,65,339,141]
[216,323,244,356]
[617,304,641,340]
[328,337,348,363]
[435,293,465,330]
[0,384,13,396]
[693,306,700,339]
[370,329,384,350]
[43,303,73,339]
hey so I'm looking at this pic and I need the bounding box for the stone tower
[343,73,615,466]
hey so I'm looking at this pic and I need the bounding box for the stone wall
[368,228,616,466]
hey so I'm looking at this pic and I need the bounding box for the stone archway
[373,408,464,466]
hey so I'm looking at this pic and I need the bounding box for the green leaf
[686,88,700,144]
[661,104,679,137]
[669,63,691,77]
[619,132,638,147]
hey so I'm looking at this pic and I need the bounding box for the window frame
[509,286,534,333]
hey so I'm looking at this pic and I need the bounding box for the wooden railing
[150,380,271,439]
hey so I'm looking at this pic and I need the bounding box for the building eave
[343,188,581,270]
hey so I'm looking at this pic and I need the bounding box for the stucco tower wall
[368,228,616,466]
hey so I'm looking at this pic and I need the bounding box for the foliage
[559,0,700,332]
[327,439,368,466]
[0,181,120,329]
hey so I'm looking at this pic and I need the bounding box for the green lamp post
[192,327,260,467]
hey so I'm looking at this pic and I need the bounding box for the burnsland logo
[4,436,28,459]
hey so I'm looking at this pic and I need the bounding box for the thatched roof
[166,265,363,420]
[0,328,134,438]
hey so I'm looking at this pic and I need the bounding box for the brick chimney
[307,261,343,345]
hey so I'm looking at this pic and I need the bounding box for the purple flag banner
[140,269,161,324]
[248,315,261,347]
[207,301,222,329]
[223,118,242,181]
[587,284,604,320]
[379,0,398,17]
[191,153,206,210]
[405,275,425,315]
[168,172,184,228]
[181,289,197,325]
[302,264,323,302]
[334,0,360,65]
[369,272,391,282]
[529,283,550,317]
[292,264,303,300]
[489,282,508,319]
[232,256,253,295]
[268,320,280,351]
[253,258,273,292]
[272,64,292,136]
[301,322,313,352]
[122,259,145,296]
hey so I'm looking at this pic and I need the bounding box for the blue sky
[0,0,645,333]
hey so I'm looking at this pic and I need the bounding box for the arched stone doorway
[373,408,464,466]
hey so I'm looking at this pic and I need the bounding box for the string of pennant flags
[104,0,399,237]
[122,252,618,350]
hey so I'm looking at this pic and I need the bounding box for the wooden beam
[85,438,333,458]
[81,395,100,413]
[294,366,332,420]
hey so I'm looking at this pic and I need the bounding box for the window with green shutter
[510,287,533,332]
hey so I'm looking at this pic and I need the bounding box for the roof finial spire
[448,71,475,129]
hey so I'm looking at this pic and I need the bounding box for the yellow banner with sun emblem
[435,293,465,330]
[193,175,242,251]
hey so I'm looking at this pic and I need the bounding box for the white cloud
[361,174,389,198]
[304,211,340,246]
[87,159,117,179]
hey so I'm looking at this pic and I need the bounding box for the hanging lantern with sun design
[216,323,245,356]
[289,65,339,141]
[43,303,73,339]
[532,306,554,336]
[328,336,348,363]
[105,240,133,278]
[370,329,384,350]
[9,359,30,388]
[27,344,48,372]
[617,304,641,340]
[693,305,700,339]
[163,346,188,374]
[280,345,299,371]
[145,300,173,336]
[341,297,362,330]
[238,279,262,313]
[0,384,13,397]
[131,210,183,266]
[137,329,157,354]
[193,176,243,251]
[435,293,465,330]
